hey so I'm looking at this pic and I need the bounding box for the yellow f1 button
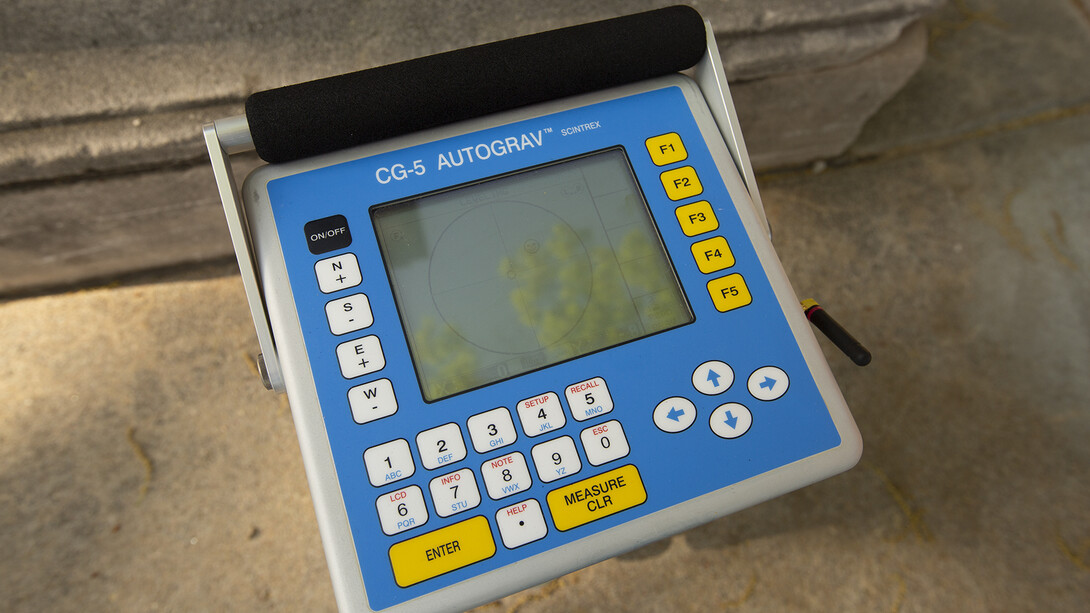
[645,133,687,166]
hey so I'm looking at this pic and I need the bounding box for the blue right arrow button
[747,366,789,401]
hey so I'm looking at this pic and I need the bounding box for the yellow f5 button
[708,274,752,313]
[660,166,703,201]
[645,133,687,166]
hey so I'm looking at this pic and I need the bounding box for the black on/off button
[305,215,352,255]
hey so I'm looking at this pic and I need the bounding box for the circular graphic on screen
[428,202,592,354]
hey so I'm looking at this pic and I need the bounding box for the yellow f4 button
[691,236,735,274]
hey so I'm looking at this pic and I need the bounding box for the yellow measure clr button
[388,515,495,587]
[675,201,718,236]
[645,132,687,166]
[691,236,735,274]
[546,464,646,531]
[660,166,703,201]
[707,273,752,312]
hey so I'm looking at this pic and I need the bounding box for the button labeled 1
[363,439,415,487]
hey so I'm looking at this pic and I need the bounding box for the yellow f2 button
[660,166,703,201]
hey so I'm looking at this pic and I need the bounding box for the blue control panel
[248,80,853,611]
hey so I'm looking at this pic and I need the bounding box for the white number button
[416,423,467,470]
[516,392,565,437]
[480,452,532,500]
[467,407,518,453]
[315,253,362,293]
[530,436,581,483]
[428,468,481,518]
[336,335,385,379]
[348,378,397,424]
[580,420,630,466]
[325,293,373,335]
[495,499,548,549]
[375,485,427,535]
[564,377,614,421]
[363,439,415,487]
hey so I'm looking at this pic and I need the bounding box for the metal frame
[202,19,762,392]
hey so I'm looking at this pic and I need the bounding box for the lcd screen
[372,148,692,401]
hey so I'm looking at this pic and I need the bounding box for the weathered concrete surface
[849,0,1090,157]
[0,154,261,296]
[0,1,943,296]
[735,21,926,170]
[0,1,940,186]
[0,20,933,298]
[2,95,1088,613]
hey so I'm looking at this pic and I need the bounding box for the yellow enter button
[546,465,646,531]
[388,516,495,587]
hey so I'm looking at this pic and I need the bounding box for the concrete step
[0,0,940,185]
[0,1,941,296]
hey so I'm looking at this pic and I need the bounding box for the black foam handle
[245,6,707,163]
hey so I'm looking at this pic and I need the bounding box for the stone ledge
[0,22,931,297]
[0,1,942,296]
[0,1,941,186]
